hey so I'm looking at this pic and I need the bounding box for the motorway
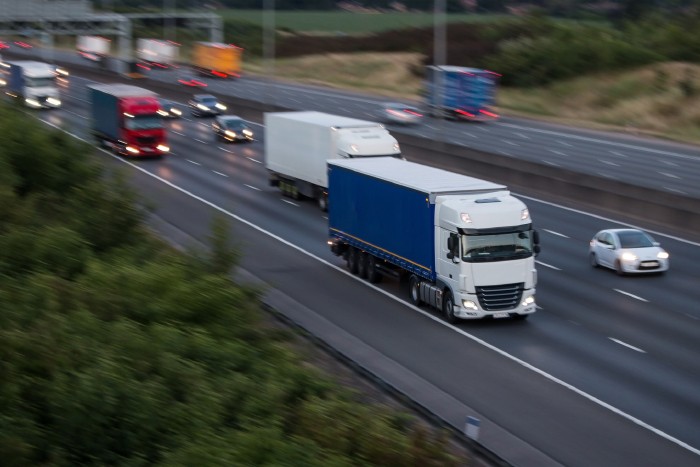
[4,48,700,466]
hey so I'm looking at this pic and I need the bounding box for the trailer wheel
[366,255,382,284]
[347,247,359,275]
[408,275,422,306]
[443,291,458,324]
[358,252,369,279]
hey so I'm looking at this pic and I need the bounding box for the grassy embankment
[227,10,700,144]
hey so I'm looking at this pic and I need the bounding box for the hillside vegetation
[0,105,462,466]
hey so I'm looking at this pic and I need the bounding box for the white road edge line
[281,199,299,206]
[212,170,228,177]
[609,338,646,353]
[187,159,201,166]
[543,229,569,238]
[246,157,262,164]
[535,260,561,270]
[37,117,700,457]
[244,184,261,191]
[614,289,649,302]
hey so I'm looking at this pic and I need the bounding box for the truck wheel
[443,291,458,324]
[358,252,369,279]
[347,247,359,275]
[318,193,328,212]
[366,255,382,284]
[408,275,422,306]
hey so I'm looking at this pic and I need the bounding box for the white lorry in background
[136,39,179,68]
[264,111,401,211]
[1,60,61,109]
[328,158,540,321]
[77,35,110,62]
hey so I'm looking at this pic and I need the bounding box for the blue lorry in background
[327,158,539,322]
[423,65,500,121]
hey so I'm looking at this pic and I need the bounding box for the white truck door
[437,228,460,295]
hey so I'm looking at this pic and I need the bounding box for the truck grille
[135,136,157,145]
[476,283,524,311]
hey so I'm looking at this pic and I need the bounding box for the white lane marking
[246,157,262,164]
[536,260,561,270]
[661,160,679,166]
[504,140,519,146]
[664,186,687,194]
[549,149,568,157]
[501,122,700,161]
[609,338,646,353]
[282,199,299,206]
[195,138,208,144]
[597,172,616,179]
[517,193,700,247]
[464,132,477,138]
[685,313,699,320]
[558,140,572,147]
[543,160,560,167]
[187,159,201,166]
[659,172,681,179]
[61,109,89,119]
[499,151,512,157]
[600,160,619,166]
[544,229,569,238]
[35,113,700,457]
[172,131,186,136]
[212,170,228,177]
[614,289,649,302]
[244,184,261,191]
[610,150,628,158]
[219,147,234,154]
[515,132,530,139]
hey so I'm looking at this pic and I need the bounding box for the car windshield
[461,231,533,262]
[125,115,164,130]
[199,97,217,104]
[618,231,654,248]
[223,119,245,129]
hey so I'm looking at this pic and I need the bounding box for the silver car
[589,228,669,275]
[380,102,423,125]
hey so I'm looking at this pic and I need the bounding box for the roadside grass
[246,53,700,144]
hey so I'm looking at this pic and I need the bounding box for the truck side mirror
[533,229,540,245]
[447,236,455,251]
[534,244,541,256]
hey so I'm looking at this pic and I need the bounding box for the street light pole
[263,0,276,110]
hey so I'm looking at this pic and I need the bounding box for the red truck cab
[88,83,169,157]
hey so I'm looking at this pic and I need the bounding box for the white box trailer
[77,36,110,62]
[264,111,401,210]
[136,39,179,67]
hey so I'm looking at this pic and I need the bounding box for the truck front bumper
[454,292,536,319]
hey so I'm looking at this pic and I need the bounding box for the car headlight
[172,108,181,116]
[25,98,41,108]
[157,110,168,116]
[462,300,478,311]
[225,130,236,137]
[243,129,253,136]
[657,251,669,259]
[196,103,208,110]
[46,97,61,106]
[215,103,227,110]
[621,252,637,261]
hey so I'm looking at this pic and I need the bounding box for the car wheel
[590,253,599,268]
[615,260,626,276]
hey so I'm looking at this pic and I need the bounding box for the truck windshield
[461,231,533,262]
[125,115,163,130]
[25,76,56,87]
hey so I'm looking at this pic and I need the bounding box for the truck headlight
[157,144,170,152]
[157,110,168,116]
[462,300,478,310]
[126,146,140,154]
[46,97,61,106]
[521,295,535,307]
[25,98,41,108]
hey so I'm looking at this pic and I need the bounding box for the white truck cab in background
[2,60,61,109]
